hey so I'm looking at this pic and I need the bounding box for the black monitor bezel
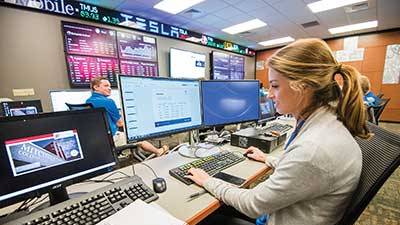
[0,108,117,208]
[201,80,260,128]
[169,47,206,80]
[1,100,43,117]
[117,75,203,143]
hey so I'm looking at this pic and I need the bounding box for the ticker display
[0,0,255,56]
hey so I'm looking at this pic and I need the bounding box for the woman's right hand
[244,146,266,162]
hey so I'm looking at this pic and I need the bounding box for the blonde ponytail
[268,38,370,139]
[336,64,370,138]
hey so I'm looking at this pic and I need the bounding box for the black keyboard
[262,123,293,134]
[169,151,245,185]
[4,176,158,225]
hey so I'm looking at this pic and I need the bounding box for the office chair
[373,98,391,125]
[65,103,94,111]
[335,122,400,225]
[377,93,384,98]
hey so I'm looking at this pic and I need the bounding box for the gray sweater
[204,107,362,225]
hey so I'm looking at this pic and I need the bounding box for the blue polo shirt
[86,92,121,136]
[363,91,381,107]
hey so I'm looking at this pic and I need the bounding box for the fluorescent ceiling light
[222,19,267,34]
[308,0,368,13]
[328,21,378,34]
[153,0,205,14]
[258,36,295,46]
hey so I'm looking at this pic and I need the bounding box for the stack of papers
[96,199,186,225]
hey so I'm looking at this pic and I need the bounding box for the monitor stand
[178,130,219,158]
[31,187,86,212]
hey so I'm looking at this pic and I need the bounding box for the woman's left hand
[185,168,211,187]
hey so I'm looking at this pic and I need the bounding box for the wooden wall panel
[256,30,400,122]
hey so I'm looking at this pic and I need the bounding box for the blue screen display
[202,81,260,126]
[119,76,202,142]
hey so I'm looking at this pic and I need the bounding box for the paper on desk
[96,199,187,225]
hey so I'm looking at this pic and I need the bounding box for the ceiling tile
[348,8,377,24]
[116,1,152,14]
[222,0,243,5]
[187,0,230,14]
[77,0,126,9]
[248,5,281,21]
[272,0,318,24]
[233,0,271,12]
[313,8,348,28]
[377,0,400,28]
[211,6,244,20]
[194,14,231,28]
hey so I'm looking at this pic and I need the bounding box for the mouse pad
[213,172,246,186]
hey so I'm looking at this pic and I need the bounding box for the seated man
[360,75,382,107]
[86,77,166,156]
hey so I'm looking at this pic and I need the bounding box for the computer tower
[230,127,287,153]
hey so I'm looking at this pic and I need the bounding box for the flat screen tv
[170,48,206,79]
[211,51,245,80]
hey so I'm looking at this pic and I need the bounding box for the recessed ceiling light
[328,20,378,34]
[258,36,295,46]
[153,0,205,15]
[308,0,368,13]
[222,19,267,35]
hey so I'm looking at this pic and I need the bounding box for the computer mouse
[152,177,167,193]
[243,150,253,158]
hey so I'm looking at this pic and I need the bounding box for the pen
[188,189,207,199]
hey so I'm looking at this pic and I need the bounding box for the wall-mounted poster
[383,44,400,84]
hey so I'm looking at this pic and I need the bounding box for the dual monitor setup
[117,76,262,157]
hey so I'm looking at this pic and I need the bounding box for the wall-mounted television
[211,51,245,80]
[62,21,159,88]
[170,48,206,79]
[117,31,159,77]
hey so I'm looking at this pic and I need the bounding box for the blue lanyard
[284,119,306,151]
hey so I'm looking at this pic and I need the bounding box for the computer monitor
[259,98,276,122]
[0,109,116,207]
[170,48,206,79]
[202,80,260,127]
[0,100,43,117]
[118,75,202,143]
[49,89,121,112]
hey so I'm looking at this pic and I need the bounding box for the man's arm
[116,118,124,127]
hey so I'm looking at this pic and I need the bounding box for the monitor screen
[260,98,276,121]
[1,100,43,117]
[202,80,260,126]
[49,89,121,112]
[170,48,206,79]
[62,21,120,87]
[117,31,159,77]
[118,76,202,142]
[0,109,116,207]
[211,51,245,80]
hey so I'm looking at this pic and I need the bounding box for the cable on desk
[85,171,131,184]
[133,162,158,178]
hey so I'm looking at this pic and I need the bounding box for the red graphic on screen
[67,55,119,85]
[120,60,158,77]
[64,22,117,58]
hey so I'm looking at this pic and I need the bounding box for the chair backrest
[336,123,400,225]
[377,93,384,98]
[65,103,93,111]
[373,98,391,124]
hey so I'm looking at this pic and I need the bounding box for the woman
[187,38,370,225]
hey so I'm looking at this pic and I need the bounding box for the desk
[0,118,294,224]
[67,144,277,225]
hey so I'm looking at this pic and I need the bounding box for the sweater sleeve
[203,142,331,218]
